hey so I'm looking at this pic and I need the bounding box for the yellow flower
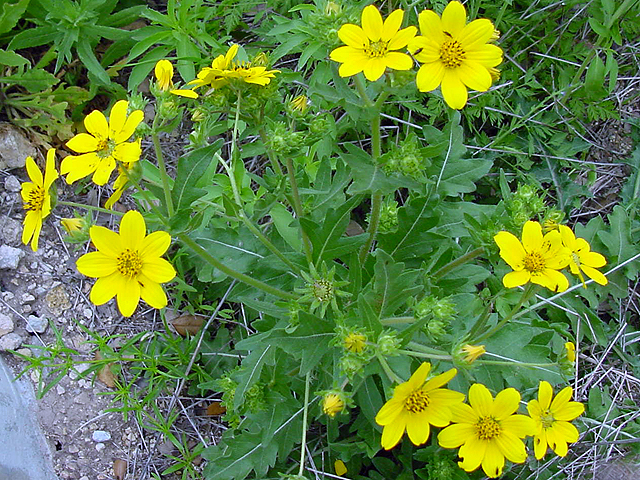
[334,459,347,476]
[558,225,608,287]
[21,149,59,251]
[322,393,345,417]
[462,344,485,363]
[61,100,143,186]
[408,1,503,109]
[375,362,464,450]
[189,44,279,90]
[61,217,84,233]
[494,220,571,292]
[104,162,134,210]
[527,381,584,459]
[438,384,536,478]
[290,94,309,114]
[154,59,174,91]
[76,210,176,317]
[565,341,576,363]
[330,5,417,82]
[344,332,366,354]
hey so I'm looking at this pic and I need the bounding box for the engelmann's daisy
[375,362,464,449]
[154,59,198,98]
[558,225,608,287]
[61,100,143,186]
[438,383,536,478]
[330,5,417,82]
[76,210,176,317]
[408,1,502,109]
[494,220,571,292]
[527,381,584,459]
[21,149,58,251]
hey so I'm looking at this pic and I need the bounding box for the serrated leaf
[0,0,29,35]
[0,48,29,67]
[342,143,410,195]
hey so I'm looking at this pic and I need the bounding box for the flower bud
[376,331,400,356]
[322,393,345,417]
[343,332,366,354]
[461,344,486,364]
[154,59,174,91]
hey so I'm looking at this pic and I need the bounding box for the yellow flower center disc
[540,410,555,429]
[117,248,143,278]
[312,280,333,302]
[405,389,430,413]
[571,252,581,267]
[476,416,501,440]
[365,40,389,58]
[97,138,116,159]
[523,252,545,273]
[25,186,45,212]
[440,39,465,68]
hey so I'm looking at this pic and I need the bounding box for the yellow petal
[522,220,543,252]
[380,415,406,449]
[43,148,59,190]
[416,62,445,92]
[383,52,413,71]
[117,276,141,317]
[409,362,432,387]
[581,265,608,285]
[381,9,403,42]
[90,225,123,258]
[139,273,168,309]
[492,388,520,420]
[120,210,146,251]
[406,415,430,446]
[418,10,444,44]
[66,133,99,154]
[438,423,475,449]
[115,109,144,144]
[22,210,37,245]
[339,60,365,78]
[113,140,142,164]
[25,156,43,186]
[534,431,548,459]
[458,61,492,92]
[533,269,568,292]
[468,383,493,417]
[481,441,505,478]
[90,273,123,305]
[500,414,536,438]
[538,381,554,410]
[76,251,118,277]
[441,0,467,38]
[459,18,494,50]
[84,110,108,139]
[171,89,199,99]
[108,100,128,139]
[337,24,367,48]
[362,4,383,42]
[550,421,579,444]
[387,25,417,50]
[363,57,387,81]
[467,43,503,67]
[141,257,176,283]
[60,153,100,184]
[423,367,457,391]
[140,230,172,258]
[503,270,530,289]
[375,398,405,425]
[29,215,42,252]
[91,156,116,186]
[449,402,477,424]
[457,435,486,472]
[581,250,606,268]
[441,68,468,109]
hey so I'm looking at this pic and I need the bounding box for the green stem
[120,163,171,228]
[353,75,373,107]
[399,349,452,361]
[477,359,557,368]
[285,157,314,265]
[151,117,174,217]
[407,341,449,356]
[376,353,403,384]
[298,371,311,477]
[471,284,538,344]
[432,247,484,280]
[177,233,297,300]
[258,127,284,176]
[380,316,415,325]
[58,200,123,217]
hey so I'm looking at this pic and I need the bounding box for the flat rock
[0,333,22,351]
[0,216,23,246]
[0,313,14,336]
[4,175,21,193]
[45,285,71,316]
[92,431,111,442]
[0,245,25,270]
[26,315,48,334]
[0,123,37,170]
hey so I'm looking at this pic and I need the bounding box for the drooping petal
[84,110,109,140]
[534,431,548,459]
[90,273,123,305]
[468,383,493,417]
[362,4,383,42]
[91,156,116,186]
[119,210,146,251]
[61,153,100,184]
[141,257,176,283]
[25,156,44,186]
[90,225,123,259]
[116,276,141,317]
[441,0,467,38]
[441,68,468,109]
[43,149,59,190]
[416,62,445,92]
[22,211,37,245]
[139,273,168,309]
[550,421,580,444]
[581,264,608,284]
[406,414,431,445]
[503,270,531,289]
[76,251,118,278]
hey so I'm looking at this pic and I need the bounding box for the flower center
[540,409,555,429]
[440,39,465,68]
[571,252,581,267]
[117,248,142,278]
[523,252,545,273]
[476,416,501,440]
[312,280,333,302]
[96,138,116,159]
[365,40,389,58]
[405,389,430,413]
[24,185,45,212]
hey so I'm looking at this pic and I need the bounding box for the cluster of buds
[452,343,486,368]
[296,263,350,318]
[320,390,350,418]
[413,295,457,340]
[60,212,91,244]
[379,134,429,180]
[333,325,373,378]
[376,198,399,234]
[506,183,546,228]
[264,121,305,156]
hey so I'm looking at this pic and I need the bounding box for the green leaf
[8,25,58,50]
[356,375,383,425]
[171,142,221,211]
[342,143,411,195]
[0,49,29,67]
[270,203,302,252]
[232,342,276,409]
[598,205,640,279]
[76,38,111,85]
[0,0,29,35]
[1,68,58,92]
[584,53,607,98]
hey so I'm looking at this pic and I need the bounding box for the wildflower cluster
[376,364,584,478]
[330,1,503,109]
[495,220,608,292]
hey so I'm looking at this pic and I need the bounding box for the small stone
[15,348,32,357]
[92,431,111,442]
[21,293,35,303]
[0,313,14,335]
[73,392,90,404]
[30,370,40,383]
[0,245,24,270]
[4,175,21,192]
[0,122,37,170]
[45,284,71,316]
[68,445,79,454]
[0,332,22,350]
[26,315,48,333]
[0,216,22,245]
[95,443,105,452]
[56,385,66,394]
[2,292,14,301]
[83,308,92,319]
[68,362,90,380]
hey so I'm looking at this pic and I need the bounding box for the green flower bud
[377,331,400,356]
[339,354,365,378]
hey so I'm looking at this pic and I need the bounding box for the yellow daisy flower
[154,59,174,91]
[438,384,536,478]
[61,100,143,186]
[76,210,176,317]
[330,5,417,82]
[375,362,464,450]
[21,149,59,251]
[494,220,571,292]
[527,381,584,459]
[558,225,608,287]
[408,1,503,109]
[322,393,345,418]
